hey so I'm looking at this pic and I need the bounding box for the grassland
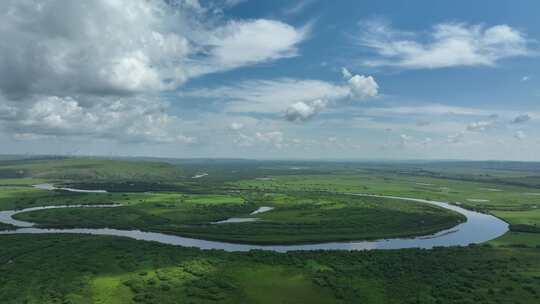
[2,157,540,303]
[234,171,540,233]
[490,232,540,248]
[0,187,143,211]
[235,173,540,210]
[493,209,540,232]
[0,158,183,182]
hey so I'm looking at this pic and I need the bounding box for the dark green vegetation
[13,192,464,244]
[0,222,15,230]
[1,235,540,304]
[235,167,540,235]
[1,157,540,303]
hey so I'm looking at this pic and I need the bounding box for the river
[0,185,509,252]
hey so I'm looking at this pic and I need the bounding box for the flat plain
[1,157,540,303]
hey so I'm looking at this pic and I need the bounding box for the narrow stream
[33,183,108,193]
[0,185,509,252]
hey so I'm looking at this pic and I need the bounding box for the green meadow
[1,158,540,303]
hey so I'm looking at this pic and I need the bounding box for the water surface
[34,183,107,193]
[250,206,274,215]
[0,187,509,252]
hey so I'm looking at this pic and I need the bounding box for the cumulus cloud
[511,114,531,124]
[1,94,195,144]
[0,0,307,97]
[285,99,328,122]
[0,0,192,97]
[359,20,532,69]
[281,69,378,121]
[342,67,379,99]
[0,0,307,144]
[347,75,379,99]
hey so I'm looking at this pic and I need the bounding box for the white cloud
[342,67,379,99]
[186,69,378,122]
[359,20,532,69]
[357,104,538,129]
[0,0,193,96]
[341,67,353,79]
[186,78,350,113]
[466,120,496,132]
[363,104,492,117]
[190,19,308,77]
[1,95,195,144]
[0,0,307,144]
[347,75,379,99]
[0,1,307,97]
[285,99,327,122]
[283,0,316,16]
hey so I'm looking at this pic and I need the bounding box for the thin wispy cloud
[283,0,317,16]
[467,120,497,132]
[358,20,533,69]
[185,70,378,119]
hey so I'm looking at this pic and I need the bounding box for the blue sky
[0,0,539,160]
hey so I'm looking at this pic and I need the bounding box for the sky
[0,0,539,160]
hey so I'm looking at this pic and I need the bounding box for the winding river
[0,185,509,252]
